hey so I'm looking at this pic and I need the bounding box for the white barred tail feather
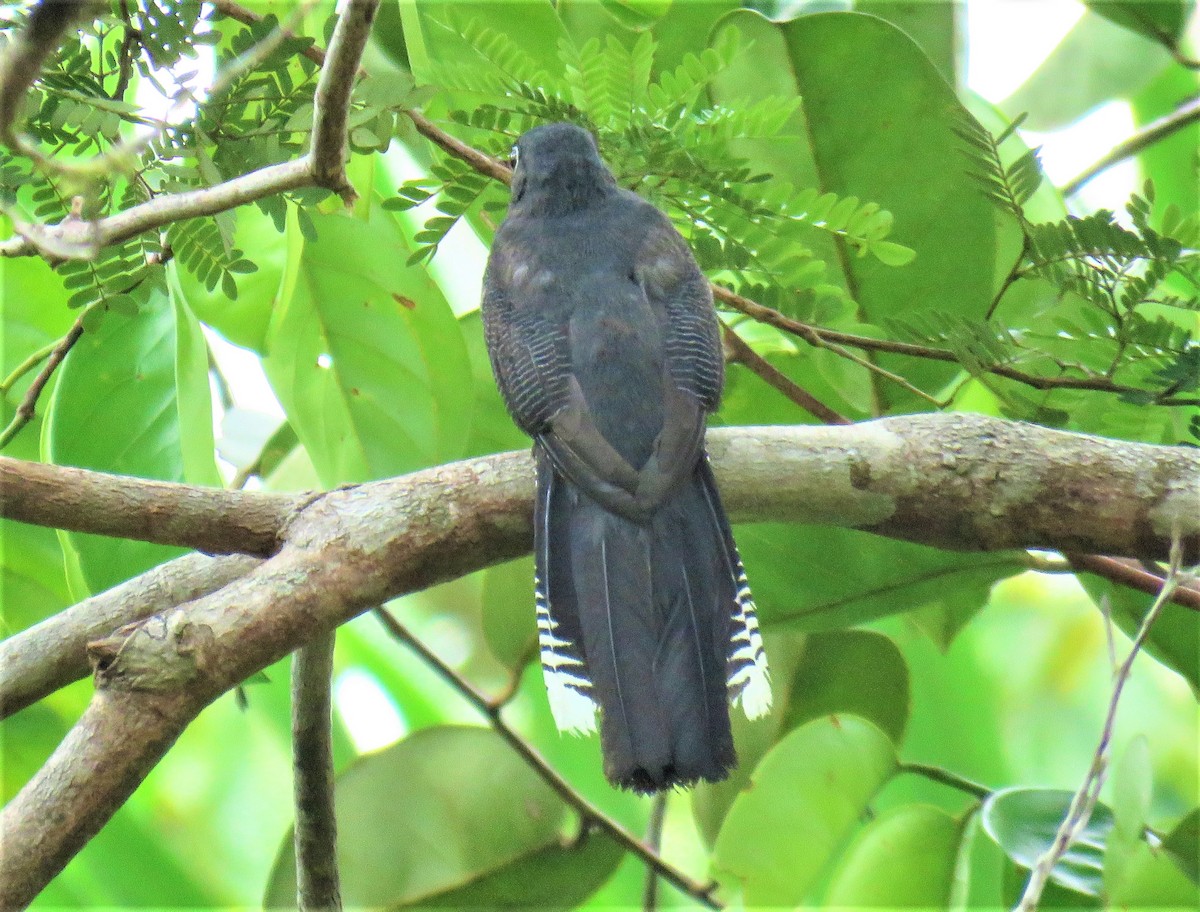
[532,448,771,792]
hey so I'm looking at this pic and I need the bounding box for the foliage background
[0,0,1197,908]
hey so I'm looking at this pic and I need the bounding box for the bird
[481,122,770,793]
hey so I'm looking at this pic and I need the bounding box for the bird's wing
[481,262,572,437]
[634,208,724,414]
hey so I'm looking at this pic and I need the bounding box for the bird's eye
[508,145,519,169]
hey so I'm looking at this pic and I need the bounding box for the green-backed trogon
[482,122,771,792]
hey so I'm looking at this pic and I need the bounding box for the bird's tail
[534,449,769,792]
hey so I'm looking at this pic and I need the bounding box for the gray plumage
[482,122,770,792]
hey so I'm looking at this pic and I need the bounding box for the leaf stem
[899,762,991,800]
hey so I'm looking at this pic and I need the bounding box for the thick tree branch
[3,413,1198,906]
[2,417,1195,563]
[0,552,261,720]
[0,455,300,555]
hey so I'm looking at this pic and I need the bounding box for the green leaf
[982,787,1113,897]
[712,10,995,397]
[180,204,287,353]
[782,630,911,744]
[599,0,673,31]
[264,725,621,908]
[1104,735,1152,896]
[262,209,473,485]
[824,804,967,906]
[45,287,218,593]
[1131,62,1200,222]
[480,556,537,671]
[1162,807,1200,885]
[1108,838,1200,906]
[856,0,960,86]
[1084,0,1191,47]
[1001,11,1172,132]
[713,715,897,906]
[736,524,1023,632]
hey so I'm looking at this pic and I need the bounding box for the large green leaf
[0,254,74,631]
[1001,11,1172,131]
[982,786,1113,898]
[823,803,967,906]
[45,279,219,594]
[1084,0,1194,48]
[782,629,911,743]
[263,725,620,908]
[712,10,995,402]
[737,523,1023,632]
[177,203,287,353]
[1131,63,1200,219]
[713,715,897,905]
[399,0,567,89]
[856,0,960,86]
[262,209,473,486]
[1162,807,1200,886]
[692,629,910,848]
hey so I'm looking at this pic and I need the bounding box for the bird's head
[509,122,616,214]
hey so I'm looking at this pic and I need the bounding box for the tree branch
[0,552,261,720]
[2,414,1197,906]
[1062,94,1200,198]
[1068,553,1200,612]
[721,323,850,425]
[3,417,1194,564]
[0,0,378,259]
[309,0,378,200]
[0,0,98,143]
[0,313,84,449]
[0,455,300,556]
[291,633,342,912]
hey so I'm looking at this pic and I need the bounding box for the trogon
[481,122,771,793]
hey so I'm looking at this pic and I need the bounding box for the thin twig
[1068,553,1200,613]
[292,632,342,912]
[0,315,85,449]
[1014,533,1184,912]
[899,762,991,800]
[721,322,851,425]
[406,109,514,185]
[1062,94,1200,198]
[987,234,1029,320]
[213,0,328,69]
[371,608,722,910]
[0,338,58,395]
[643,793,668,912]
